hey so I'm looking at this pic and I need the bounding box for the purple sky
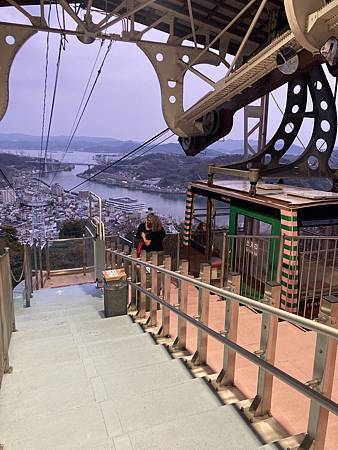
[0,5,337,148]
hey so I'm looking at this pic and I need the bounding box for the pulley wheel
[202,110,220,135]
[180,136,195,151]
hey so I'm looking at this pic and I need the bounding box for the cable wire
[121,133,175,164]
[49,39,106,185]
[11,251,25,284]
[39,34,65,185]
[68,128,170,192]
[37,3,52,191]
[0,168,14,189]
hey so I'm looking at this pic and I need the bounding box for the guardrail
[107,247,338,450]
[223,234,338,319]
[22,236,96,305]
[0,249,15,387]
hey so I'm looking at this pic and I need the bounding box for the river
[6,149,188,219]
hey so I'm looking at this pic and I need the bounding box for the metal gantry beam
[1,0,338,151]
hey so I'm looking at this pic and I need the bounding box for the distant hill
[0,133,336,161]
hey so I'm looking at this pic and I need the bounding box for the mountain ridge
[0,132,309,157]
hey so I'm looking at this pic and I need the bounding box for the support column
[249,282,281,418]
[150,252,159,327]
[161,255,171,337]
[192,263,211,366]
[301,296,338,450]
[129,248,137,311]
[183,187,194,260]
[94,237,105,287]
[138,250,147,319]
[280,209,298,313]
[216,272,241,386]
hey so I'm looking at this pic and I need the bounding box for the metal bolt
[219,329,229,336]
[305,378,321,388]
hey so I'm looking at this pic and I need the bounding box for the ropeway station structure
[1,1,338,450]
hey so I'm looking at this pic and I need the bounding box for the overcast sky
[0,5,336,149]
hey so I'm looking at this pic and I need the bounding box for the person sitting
[141,214,165,253]
[136,213,153,256]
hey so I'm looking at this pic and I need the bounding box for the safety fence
[22,237,95,307]
[222,234,338,319]
[0,250,15,387]
[107,247,338,450]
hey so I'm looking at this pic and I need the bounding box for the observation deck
[0,236,337,449]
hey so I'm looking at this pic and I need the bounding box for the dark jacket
[145,228,166,252]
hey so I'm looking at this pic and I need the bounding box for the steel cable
[68,128,170,192]
[49,39,106,185]
[10,250,26,284]
[38,34,66,189]
[37,3,52,191]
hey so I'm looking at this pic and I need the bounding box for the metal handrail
[130,280,338,416]
[49,237,93,243]
[108,249,338,341]
[117,233,133,246]
[89,191,103,223]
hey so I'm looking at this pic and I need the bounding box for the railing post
[29,245,33,296]
[301,295,338,450]
[123,245,130,275]
[220,232,227,288]
[23,244,31,307]
[82,235,87,276]
[111,240,116,269]
[116,244,123,268]
[150,252,159,327]
[138,250,147,319]
[94,236,105,287]
[216,272,241,386]
[129,248,138,311]
[45,239,50,280]
[33,239,39,290]
[38,238,43,288]
[176,234,180,271]
[249,281,281,418]
[160,255,172,337]
[5,248,15,333]
[173,260,189,348]
[192,263,211,366]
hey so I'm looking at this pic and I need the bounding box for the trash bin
[102,269,128,317]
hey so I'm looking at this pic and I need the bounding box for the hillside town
[0,168,180,243]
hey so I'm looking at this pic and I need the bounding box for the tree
[59,219,86,238]
[0,225,23,286]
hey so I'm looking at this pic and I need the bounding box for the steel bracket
[0,24,37,120]
[221,65,338,187]
[138,40,222,136]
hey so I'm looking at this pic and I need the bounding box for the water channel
[6,149,188,219]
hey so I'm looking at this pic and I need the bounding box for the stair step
[81,329,153,350]
[129,404,263,449]
[111,377,222,434]
[90,344,172,376]
[72,315,136,332]
[102,358,193,400]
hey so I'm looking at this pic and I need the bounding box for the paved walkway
[1,284,268,450]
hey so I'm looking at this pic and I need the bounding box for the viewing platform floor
[0,283,271,450]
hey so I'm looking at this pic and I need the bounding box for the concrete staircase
[0,284,287,449]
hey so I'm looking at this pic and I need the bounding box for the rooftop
[191,179,338,210]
